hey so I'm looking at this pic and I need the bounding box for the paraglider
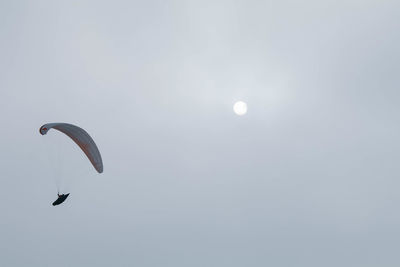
[40,123,103,206]
[52,193,70,206]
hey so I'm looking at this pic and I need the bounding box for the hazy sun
[233,101,247,116]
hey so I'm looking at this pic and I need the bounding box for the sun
[233,101,247,116]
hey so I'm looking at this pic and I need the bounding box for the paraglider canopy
[40,123,103,173]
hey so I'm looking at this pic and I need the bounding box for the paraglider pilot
[52,193,70,206]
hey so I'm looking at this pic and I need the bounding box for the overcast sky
[1,0,400,266]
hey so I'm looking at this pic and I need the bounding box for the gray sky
[1,0,400,266]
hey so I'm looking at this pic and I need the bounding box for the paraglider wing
[40,123,103,173]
